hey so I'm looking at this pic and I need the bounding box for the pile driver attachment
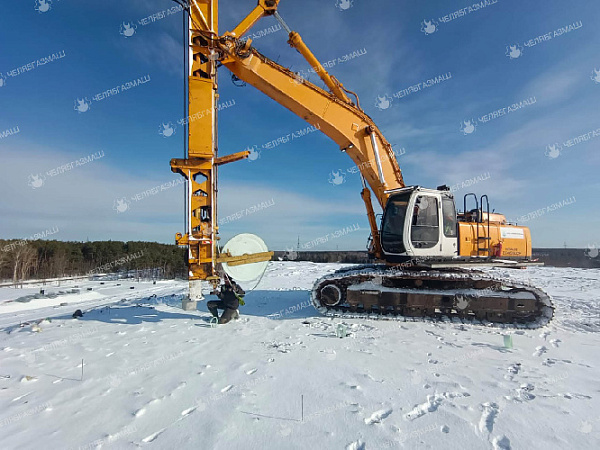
[171,0,273,309]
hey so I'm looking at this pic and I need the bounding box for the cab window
[442,197,457,237]
[410,196,439,248]
[381,193,410,254]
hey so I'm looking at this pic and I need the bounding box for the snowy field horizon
[1,262,599,449]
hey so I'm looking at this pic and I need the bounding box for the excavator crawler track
[311,265,554,329]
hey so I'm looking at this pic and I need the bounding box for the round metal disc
[221,233,270,282]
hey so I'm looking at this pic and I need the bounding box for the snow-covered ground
[0,263,599,450]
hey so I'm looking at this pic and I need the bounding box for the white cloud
[123,31,184,77]
[0,144,369,250]
[216,182,369,250]
[519,66,583,105]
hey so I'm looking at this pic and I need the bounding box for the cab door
[405,193,440,257]
[405,193,457,258]
[439,195,459,257]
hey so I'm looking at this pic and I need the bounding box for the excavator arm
[189,0,405,258]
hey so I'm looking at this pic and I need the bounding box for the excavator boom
[219,46,406,206]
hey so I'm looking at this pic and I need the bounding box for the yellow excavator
[170,0,553,328]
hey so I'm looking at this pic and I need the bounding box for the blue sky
[0,0,599,251]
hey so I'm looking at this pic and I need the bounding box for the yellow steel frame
[171,0,276,284]
[170,0,220,283]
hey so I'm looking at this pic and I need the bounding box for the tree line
[0,240,187,283]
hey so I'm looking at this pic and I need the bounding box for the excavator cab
[380,186,458,261]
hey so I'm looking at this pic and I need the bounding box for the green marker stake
[336,324,347,338]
